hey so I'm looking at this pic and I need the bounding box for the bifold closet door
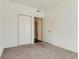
[18,15,32,45]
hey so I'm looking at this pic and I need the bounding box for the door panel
[19,15,32,45]
[44,17,52,43]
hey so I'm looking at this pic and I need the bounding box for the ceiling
[11,0,62,10]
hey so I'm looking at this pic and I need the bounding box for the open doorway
[34,17,43,43]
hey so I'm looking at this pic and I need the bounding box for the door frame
[17,14,32,46]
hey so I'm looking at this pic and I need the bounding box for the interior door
[44,17,52,43]
[18,14,32,45]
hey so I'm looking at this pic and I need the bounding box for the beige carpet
[1,42,78,59]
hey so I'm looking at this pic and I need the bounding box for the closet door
[18,15,32,45]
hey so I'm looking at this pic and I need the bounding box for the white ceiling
[11,0,62,10]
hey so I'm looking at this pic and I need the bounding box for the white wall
[2,0,44,48]
[0,0,4,57]
[44,0,78,52]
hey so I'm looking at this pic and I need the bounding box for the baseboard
[50,42,77,53]
[52,43,78,53]
[0,48,4,58]
[43,40,78,53]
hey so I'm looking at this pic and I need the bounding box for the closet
[18,14,32,45]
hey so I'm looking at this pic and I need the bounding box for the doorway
[34,17,43,43]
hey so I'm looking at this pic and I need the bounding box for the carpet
[1,42,78,59]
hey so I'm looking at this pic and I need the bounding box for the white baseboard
[0,48,4,58]
[43,40,77,53]
[51,43,78,53]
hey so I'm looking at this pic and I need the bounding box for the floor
[34,38,42,43]
[1,42,78,59]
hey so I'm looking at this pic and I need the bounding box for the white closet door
[19,15,32,45]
